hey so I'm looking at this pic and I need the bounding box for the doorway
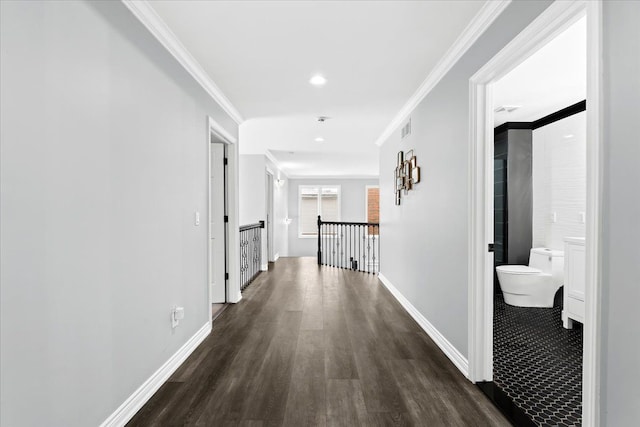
[210,140,228,310]
[265,170,275,263]
[208,116,239,322]
[468,1,602,426]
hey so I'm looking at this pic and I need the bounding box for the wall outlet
[171,306,185,328]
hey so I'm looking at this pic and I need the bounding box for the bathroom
[490,17,586,427]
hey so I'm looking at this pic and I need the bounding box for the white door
[210,143,226,303]
[266,172,274,262]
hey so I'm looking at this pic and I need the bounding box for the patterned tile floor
[494,292,583,426]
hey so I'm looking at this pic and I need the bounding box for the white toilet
[496,248,564,308]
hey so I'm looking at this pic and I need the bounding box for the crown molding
[264,150,289,178]
[374,0,511,147]
[121,0,244,125]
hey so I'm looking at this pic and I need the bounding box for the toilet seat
[496,265,542,275]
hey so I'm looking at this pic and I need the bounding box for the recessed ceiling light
[563,134,575,139]
[314,137,325,142]
[309,74,327,86]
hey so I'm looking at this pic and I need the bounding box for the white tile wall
[532,111,586,250]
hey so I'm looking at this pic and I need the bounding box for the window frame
[298,184,341,238]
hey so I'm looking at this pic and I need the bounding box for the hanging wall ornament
[394,149,420,205]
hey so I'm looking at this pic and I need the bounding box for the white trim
[467,2,601,426]
[261,263,268,271]
[100,322,211,427]
[379,273,469,377]
[121,0,244,125]
[265,170,275,262]
[274,252,280,262]
[583,1,603,424]
[208,116,242,305]
[264,150,289,178]
[375,0,511,147]
[208,116,237,145]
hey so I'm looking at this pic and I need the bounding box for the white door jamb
[208,116,241,323]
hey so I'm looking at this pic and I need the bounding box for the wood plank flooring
[127,257,509,427]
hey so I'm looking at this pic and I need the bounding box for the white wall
[601,1,640,424]
[287,178,378,257]
[379,0,553,359]
[532,111,586,249]
[0,1,238,426]
[267,159,289,259]
[239,155,267,226]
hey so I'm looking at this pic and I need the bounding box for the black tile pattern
[494,294,583,426]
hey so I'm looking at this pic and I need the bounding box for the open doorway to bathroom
[488,16,587,426]
[468,2,603,426]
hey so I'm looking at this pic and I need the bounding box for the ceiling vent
[494,105,521,113]
[316,116,330,122]
[401,118,411,139]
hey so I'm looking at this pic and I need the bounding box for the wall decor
[394,149,420,205]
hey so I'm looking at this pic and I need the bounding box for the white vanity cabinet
[563,237,585,328]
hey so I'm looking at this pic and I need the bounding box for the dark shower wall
[494,128,533,268]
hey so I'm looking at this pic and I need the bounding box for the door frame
[207,116,241,325]
[265,169,275,263]
[467,1,602,426]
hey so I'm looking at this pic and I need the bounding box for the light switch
[171,306,185,328]
[195,211,200,226]
[552,212,557,223]
[579,212,586,224]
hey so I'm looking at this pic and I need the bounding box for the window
[299,185,340,237]
[366,186,379,235]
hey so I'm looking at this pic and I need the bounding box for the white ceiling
[493,17,586,126]
[149,0,487,177]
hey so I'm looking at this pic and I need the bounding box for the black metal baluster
[358,224,361,272]
[341,224,344,269]
[372,229,376,274]
[333,224,338,267]
[377,225,380,274]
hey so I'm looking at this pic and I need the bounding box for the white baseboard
[261,263,268,271]
[274,253,280,262]
[378,273,469,378]
[100,322,211,427]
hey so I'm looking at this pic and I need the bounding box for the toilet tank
[530,247,565,285]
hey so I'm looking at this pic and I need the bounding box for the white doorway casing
[208,116,242,318]
[265,170,275,264]
[467,1,602,426]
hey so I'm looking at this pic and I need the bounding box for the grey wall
[0,1,237,426]
[379,0,552,357]
[601,1,640,424]
[288,178,378,256]
[238,154,289,259]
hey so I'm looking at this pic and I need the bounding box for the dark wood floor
[128,257,509,426]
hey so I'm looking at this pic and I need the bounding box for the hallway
[128,258,508,426]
